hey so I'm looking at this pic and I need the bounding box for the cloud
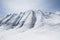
[0,0,46,14]
[55,11,60,15]
[0,0,60,14]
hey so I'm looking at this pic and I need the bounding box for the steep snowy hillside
[0,10,60,40]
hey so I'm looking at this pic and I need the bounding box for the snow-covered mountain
[0,10,60,31]
[0,10,60,40]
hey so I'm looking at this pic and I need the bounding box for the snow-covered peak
[0,10,60,40]
[0,10,60,31]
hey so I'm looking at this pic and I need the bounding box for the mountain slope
[0,10,60,31]
[0,10,60,40]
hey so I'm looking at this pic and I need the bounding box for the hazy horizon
[0,0,60,16]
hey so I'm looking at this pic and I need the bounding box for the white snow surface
[0,10,60,40]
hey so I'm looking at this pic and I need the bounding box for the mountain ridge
[0,10,60,31]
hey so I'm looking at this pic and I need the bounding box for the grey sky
[0,0,60,16]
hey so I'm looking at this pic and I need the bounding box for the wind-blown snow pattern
[0,10,60,40]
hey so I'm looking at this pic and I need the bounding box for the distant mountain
[0,10,60,31]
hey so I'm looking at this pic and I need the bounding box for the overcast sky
[0,0,60,16]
